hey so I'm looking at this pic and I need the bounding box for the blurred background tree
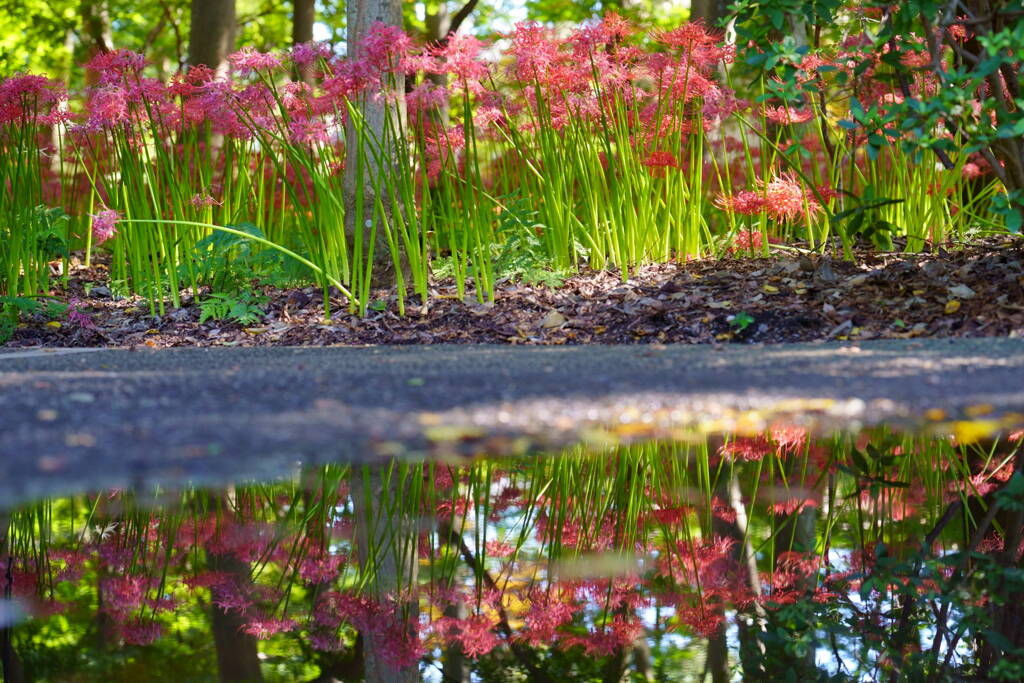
[0,1,700,86]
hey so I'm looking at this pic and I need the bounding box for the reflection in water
[2,428,1024,682]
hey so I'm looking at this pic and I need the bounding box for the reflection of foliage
[4,430,1024,680]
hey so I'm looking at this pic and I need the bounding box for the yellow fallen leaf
[945,300,961,314]
[762,284,779,294]
[243,327,268,335]
[45,321,61,329]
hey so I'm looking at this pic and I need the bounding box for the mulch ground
[7,238,1024,348]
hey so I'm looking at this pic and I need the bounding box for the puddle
[2,427,1023,681]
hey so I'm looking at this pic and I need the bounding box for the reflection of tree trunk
[601,644,629,683]
[0,515,26,683]
[189,0,236,75]
[705,624,729,683]
[765,496,817,677]
[292,0,316,83]
[723,471,767,681]
[351,463,419,683]
[706,507,733,683]
[208,551,263,683]
[442,600,470,683]
[632,635,655,681]
[311,628,364,682]
[706,471,764,683]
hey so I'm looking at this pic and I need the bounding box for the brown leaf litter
[7,239,1024,349]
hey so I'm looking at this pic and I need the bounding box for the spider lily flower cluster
[0,14,1008,315]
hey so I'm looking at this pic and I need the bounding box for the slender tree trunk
[344,0,406,289]
[188,0,236,75]
[422,2,452,125]
[689,0,728,26]
[81,0,113,88]
[292,0,316,83]
[351,463,419,683]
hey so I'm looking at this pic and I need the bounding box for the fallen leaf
[948,284,977,299]
[945,300,961,314]
[541,310,567,328]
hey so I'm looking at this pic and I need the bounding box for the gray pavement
[2,340,1024,505]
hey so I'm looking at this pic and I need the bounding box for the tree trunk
[81,0,113,87]
[208,551,264,683]
[344,0,406,290]
[292,0,316,83]
[422,2,452,125]
[689,0,728,26]
[188,0,236,75]
[351,463,419,683]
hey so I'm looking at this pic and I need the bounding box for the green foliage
[493,193,576,288]
[197,291,267,325]
[729,311,755,332]
[0,294,68,342]
[28,205,70,258]
[730,0,1024,227]
[831,192,902,251]
[184,222,306,293]
[525,0,688,27]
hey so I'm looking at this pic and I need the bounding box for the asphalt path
[2,340,1023,505]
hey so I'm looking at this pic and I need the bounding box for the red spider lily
[228,47,282,75]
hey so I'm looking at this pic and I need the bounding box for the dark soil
[7,239,1024,348]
